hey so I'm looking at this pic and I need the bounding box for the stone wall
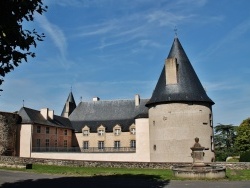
[0,156,250,170]
[0,112,21,156]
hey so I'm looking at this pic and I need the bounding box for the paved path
[1,169,250,188]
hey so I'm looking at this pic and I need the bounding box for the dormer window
[97,125,105,136]
[83,130,89,136]
[82,125,90,136]
[98,129,105,136]
[113,125,121,136]
[114,129,121,136]
[129,125,136,135]
[131,128,136,135]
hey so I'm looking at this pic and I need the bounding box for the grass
[1,164,250,181]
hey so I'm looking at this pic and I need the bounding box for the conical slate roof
[146,37,214,107]
[61,91,76,116]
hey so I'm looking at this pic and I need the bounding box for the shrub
[239,150,250,162]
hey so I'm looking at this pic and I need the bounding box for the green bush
[239,150,250,162]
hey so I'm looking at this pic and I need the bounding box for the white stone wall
[19,124,32,157]
[149,103,214,162]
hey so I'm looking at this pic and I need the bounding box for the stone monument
[172,137,226,179]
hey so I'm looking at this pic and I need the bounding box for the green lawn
[1,164,250,181]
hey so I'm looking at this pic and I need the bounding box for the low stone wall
[0,156,250,170]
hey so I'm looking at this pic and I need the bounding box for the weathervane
[174,26,178,37]
[23,99,24,107]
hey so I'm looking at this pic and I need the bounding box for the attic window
[113,125,121,136]
[129,125,136,135]
[130,128,136,135]
[83,130,89,136]
[114,128,121,136]
[98,129,105,136]
[97,125,106,136]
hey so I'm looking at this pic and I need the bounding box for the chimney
[135,94,140,107]
[48,110,54,120]
[165,58,178,85]
[93,97,100,101]
[40,108,48,120]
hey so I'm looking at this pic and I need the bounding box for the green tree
[214,123,237,149]
[0,0,47,91]
[235,118,250,153]
[214,123,238,161]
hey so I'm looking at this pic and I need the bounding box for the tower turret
[147,37,215,162]
[61,91,76,118]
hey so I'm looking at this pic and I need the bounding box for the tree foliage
[214,123,238,161]
[0,0,47,91]
[235,118,250,153]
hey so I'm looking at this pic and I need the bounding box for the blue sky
[1,0,250,126]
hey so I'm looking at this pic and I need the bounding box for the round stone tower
[146,37,215,162]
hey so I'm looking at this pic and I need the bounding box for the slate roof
[146,37,214,107]
[69,99,149,132]
[61,91,76,116]
[18,107,73,129]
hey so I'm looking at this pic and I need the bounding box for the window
[83,141,89,149]
[211,136,214,151]
[64,130,67,136]
[36,139,40,147]
[45,139,49,147]
[98,129,105,136]
[64,140,67,147]
[114,141,120,149]
[46,127,50,134]
[55,128,57,134]
[130,140,136,148]
[130,128,136,135]
[83,130,89,136]
[114,129,121,136]
[98,141,104,149]
[55,140,57,147]
[37,126,41,133]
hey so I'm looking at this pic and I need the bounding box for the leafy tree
[0,0,47,91]
[235,118,250,153]
[214,123,238,161]
[214,123,237,149]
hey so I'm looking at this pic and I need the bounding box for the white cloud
[36,15,67,58]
